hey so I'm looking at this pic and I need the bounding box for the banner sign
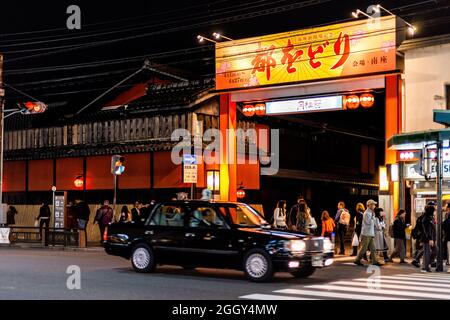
[216,16,398,90]
[265,96,343,115]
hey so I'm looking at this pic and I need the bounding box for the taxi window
[150,205,186,227]
[188,206,228,229]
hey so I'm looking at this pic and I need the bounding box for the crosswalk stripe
[382,275,450,283]
[331,281,450,293]
[352,278,450,288]
[273,289,404,300]
[240,294,316,300]
[395,274,450,280]
[304,284,450,299]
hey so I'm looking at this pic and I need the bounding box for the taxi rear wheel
[290,266,315,278]
[243,249,274,282]
[131,243,156,273]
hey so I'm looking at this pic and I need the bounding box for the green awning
[388,129,450,150]
[434,110,450,126]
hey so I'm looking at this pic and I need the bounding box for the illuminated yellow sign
[216,16,399,90]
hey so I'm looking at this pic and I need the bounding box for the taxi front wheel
[131,243,156,273]
[243,249,274,282]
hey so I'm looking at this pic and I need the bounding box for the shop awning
[387,128,450,150]
[433,110,450,126]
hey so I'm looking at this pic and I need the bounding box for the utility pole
[0,54,4,216]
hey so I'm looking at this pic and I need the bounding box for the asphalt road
[0,248,449,300]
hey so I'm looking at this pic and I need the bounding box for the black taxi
[104,200,334,282]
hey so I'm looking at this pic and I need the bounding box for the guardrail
[8,226,81,247]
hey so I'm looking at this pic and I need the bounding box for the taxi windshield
[228,204,269,227]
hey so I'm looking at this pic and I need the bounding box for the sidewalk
[0,243,105,252]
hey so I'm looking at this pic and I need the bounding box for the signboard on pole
[54,192,66,229]
[0,227,9,244]
[183,154,198,184]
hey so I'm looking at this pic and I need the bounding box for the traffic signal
[111,155,125,175]
[18,102,48,114]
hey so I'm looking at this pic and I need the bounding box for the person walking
[321,211,335,240]
[272,200,287,230]
[94,200,114,244]
[6,206,18,225]
[37,203,51,240]
[421,204,437,272]
[374,208,390,262]
[388,209,407,263]
[120,205,132,223]
[351,203,365,256]
[296,202,309,234]
[354,199,381,266]
[335,202,350,255]
[288,196,304,231]
[411,210,426,268]
[443,204,450,265]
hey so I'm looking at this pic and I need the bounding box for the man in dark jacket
[442,204,450,265]
[421,204,437,272]
[389,209,406,263]
[288,196,304,230]
[76,200,91,230]
[131,202,142,224]
[94,200,113,244]
[37,203,51,240]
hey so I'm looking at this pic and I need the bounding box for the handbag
[351,233,359,247]
[34,219,40,227]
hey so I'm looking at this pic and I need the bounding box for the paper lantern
[243,104,255,117]
[74,176,84,188]
[346,95,360,109]
[255,103,266,116]
[237,188,246,199]
[360,93,375,108]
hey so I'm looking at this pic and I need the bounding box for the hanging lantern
[242,104,255,117]
[237,188,246,199]
[74,176,84,188]
[254,103,266,116]
[345,95,360,109]
[360,93,375,108]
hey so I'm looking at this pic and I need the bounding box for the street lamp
[197,35,217,44]
[212,32,234,41]
[374,4,416,35]
[351,9,373,19]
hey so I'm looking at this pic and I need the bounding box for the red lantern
[237,188,246,199]
[345,95,360,109]
[360,93,375,108]
[243,104,255,117]
[255,103,266,116]
[74,176,84,188]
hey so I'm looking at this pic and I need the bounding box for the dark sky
[0,0,449,111]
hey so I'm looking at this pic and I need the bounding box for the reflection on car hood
[237,228,305,239]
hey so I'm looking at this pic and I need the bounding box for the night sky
[0,0,449,111]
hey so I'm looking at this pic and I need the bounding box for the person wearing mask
[421,204,437,272]
[272,200,287,230]
[37,203,51,240]
[321,211,335,240]
[354,199,381,266]
[443,203,450,265]
[375,207,390,262]
[335,202,350,255]
[388,209,407,263]
[94,200,114,244]
[351,203,365,256]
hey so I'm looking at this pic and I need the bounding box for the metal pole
[113,174,117,222]
[436,142,444,272]
[0,97,4,208]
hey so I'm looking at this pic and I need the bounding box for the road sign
[183,154,197,184]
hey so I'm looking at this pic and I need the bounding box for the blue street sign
[183,154,197,165]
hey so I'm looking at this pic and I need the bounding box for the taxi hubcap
[246,253,268,278]
[133,248,150,269]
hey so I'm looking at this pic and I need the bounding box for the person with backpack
[388,209,407,263]
[272,200,287,230]
[421,204,437,272]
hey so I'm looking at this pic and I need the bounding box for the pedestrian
[131,201,142,224]
[321,211,335,240]
[354,199,381,266]
[120,205,131,223]
[421,204,437,272]
[295,201,309,234]
[351,203,365,256]
[37,203,51,240]
[288,196,304,231]
[76,200,91,230]
[387,209,407,263]
[94,200,114,244]
[305,209,317,235]
[66,201,78,230]
[6,205,18,225]
[374,207,390,262]
[411,210,426,268]
[272,200,287,230]
[335,201,350,255]
[443,204,450,265]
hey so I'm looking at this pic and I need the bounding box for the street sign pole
[113,174,118,222]
[436,142,444,272]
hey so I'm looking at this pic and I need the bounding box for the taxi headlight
[285,240,306,253]
[323,237,334,252]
